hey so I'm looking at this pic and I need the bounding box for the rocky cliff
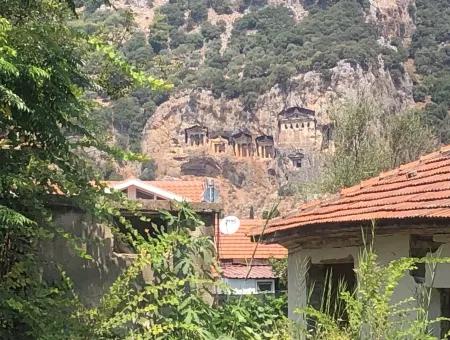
[85,0,442,217]
[142,61,414,216]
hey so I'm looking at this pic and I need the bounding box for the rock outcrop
[142,59,414,216]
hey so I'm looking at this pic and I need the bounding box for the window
[294,159,302,168]
[256,280,274,293]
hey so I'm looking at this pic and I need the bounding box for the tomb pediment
[232,131,252,144]
[185,125,208,145]
[279,107,316,121]
[185,125,208,134]
[255,135,274,144]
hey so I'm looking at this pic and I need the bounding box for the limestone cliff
[98,0,420,217]
[142,60,414,216]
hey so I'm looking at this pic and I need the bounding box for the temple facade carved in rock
[180,106,332,169]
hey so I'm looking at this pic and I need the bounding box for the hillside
[74,0,450,216]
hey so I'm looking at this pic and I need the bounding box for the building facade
[44,179,222,305]
[255,145,450,338]
[216,219,287,295]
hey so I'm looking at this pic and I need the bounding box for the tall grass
[295,235,450,340]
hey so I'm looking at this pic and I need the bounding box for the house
[107,178,215,202]
[254,145,450,337]
[106,177,222,242]
[46,178,222,305]
[216,219,287,295]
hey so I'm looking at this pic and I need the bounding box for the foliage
[139,0,407,110]
[320,96,437,192]
[72,8,170,152]
[60,204,287,339]
[383,109,437,168]
[298,236,450,339]
[76,204,218,339]
[215,294,289,340]
[270,257,288,289]
[0,0,167,336]
[411,0,450,143]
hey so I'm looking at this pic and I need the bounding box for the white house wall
[426,242,450,288]
[223,278,275,295]
[287,234,417,321]
[287,245,359,320]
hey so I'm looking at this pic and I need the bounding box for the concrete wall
[43,207,134,306]
[287,235,418,320]
[426,241,450,288]
[42,205,217,306]
[287,245,359,320]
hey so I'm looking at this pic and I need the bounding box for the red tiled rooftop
[217,219,287,260]
[149,180,206,202]
[259,145,450,237]
[221,264,276,279]
[106,179,206,202]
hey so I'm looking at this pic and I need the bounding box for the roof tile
[217,219,287,260]
[107,179,207,202]
[221,264,276,279]
[259,145,450,237]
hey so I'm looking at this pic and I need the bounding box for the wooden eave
[47,197,222,215]
[258,218,450,250]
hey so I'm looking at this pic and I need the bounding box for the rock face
[142,58,414,216]
[368,0,416,45]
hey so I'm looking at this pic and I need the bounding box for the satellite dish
[219,216,240,235]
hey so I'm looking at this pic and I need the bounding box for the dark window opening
[441,288,450,339]
[136,190,155,200]
[307,262,356,327]
[256,280,274,293]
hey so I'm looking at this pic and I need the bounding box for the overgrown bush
[320,96,437,192]
[298,235,450,339]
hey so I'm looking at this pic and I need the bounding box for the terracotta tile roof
[217,219,287,260]
[221,264,276,279]
[106,179,206,202]
[148,180,206,202]
[260,145,450,237]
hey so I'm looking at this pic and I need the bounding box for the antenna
[203,178,219,203]
[219,216,240,235]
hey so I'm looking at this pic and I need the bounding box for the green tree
[321,97,388,192]
[321,97,437,193]
[0,0,167,336]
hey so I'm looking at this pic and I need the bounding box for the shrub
[298,234,450,339]
[140,159,157,180]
